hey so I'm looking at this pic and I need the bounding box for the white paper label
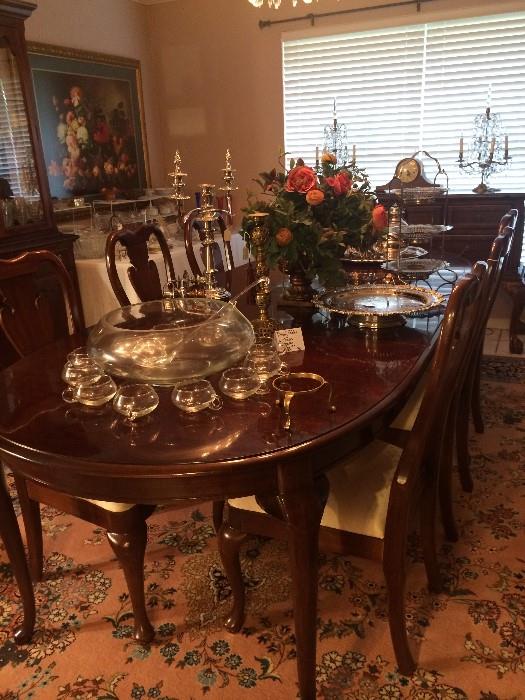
[274,327,305,353]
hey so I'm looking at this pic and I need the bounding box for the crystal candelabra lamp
[322,99,350,165]
[458,106,511,194]
[168,150,190,219]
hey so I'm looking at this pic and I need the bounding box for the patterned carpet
[0,358,524,699]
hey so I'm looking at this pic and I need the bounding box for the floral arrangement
[242,153,388,287]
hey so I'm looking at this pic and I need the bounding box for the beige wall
[146,0,524,208]
[25,0,164,185]
[22,0,525,201]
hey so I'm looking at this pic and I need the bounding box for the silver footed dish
[314,284,445,329]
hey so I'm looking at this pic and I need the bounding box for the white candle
[459,135,464,157]
[504,135,509,159]
[489,137,495,157]
[352,144,356,162]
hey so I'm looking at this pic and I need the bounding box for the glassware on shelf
[67,346,95,365]
[171,379,222,413]
[113,383,160,422]
[219,367,262,400]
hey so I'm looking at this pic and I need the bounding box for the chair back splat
[105,223,175,307]
[0,250,84,358]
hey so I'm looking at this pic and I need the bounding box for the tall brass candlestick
[248,212,276,339]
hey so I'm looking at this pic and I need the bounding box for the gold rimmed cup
[272,372,335,430]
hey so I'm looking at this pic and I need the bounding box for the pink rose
[325,172,352,196]
[285,166,317,194]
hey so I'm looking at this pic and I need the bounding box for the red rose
[325,172,352,196]
[372,204,388,230]
[285,166,317,194]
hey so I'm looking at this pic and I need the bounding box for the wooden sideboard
[377,192,524,279]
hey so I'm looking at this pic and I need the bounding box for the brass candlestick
[247,212,276,339]
[219,148,238,216]
[168,150,190,221]
[196,184,231,300]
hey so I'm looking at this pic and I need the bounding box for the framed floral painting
[27,42,149,199]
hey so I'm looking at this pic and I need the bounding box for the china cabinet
[0,0,82,367]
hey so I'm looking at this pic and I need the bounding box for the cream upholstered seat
[230,440,401,541]
[82,498,136,512]
[219,264,487,678]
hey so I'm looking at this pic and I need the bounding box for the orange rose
[306,189,325,206]
[322,152,337,164]
[276,227,293,247]
[285,166,317,194]
[372,204,388,230]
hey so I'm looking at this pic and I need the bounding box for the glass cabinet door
[0,38,43,230]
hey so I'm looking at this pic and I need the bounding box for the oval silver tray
[314,284,445,328]
[384,258,449,277]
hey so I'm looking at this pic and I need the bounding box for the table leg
[279,469,326,700]
[0,469,35,643]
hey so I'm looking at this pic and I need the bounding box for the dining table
[0,261,467,699]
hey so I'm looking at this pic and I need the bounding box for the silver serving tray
[385,258,449,276]
[314,284,444,328]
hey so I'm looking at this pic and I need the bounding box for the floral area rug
[1,359,524,699]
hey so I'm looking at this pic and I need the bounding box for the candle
[459,135,464,158]
[352,144,356,162]
[504,135,509,159]
[315,146,319,166]
[489,137,495,157]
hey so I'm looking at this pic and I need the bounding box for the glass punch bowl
[88,298,255,385]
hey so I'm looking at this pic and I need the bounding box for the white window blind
[282,11,525,195]
[0,48,34,197]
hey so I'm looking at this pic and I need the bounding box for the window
[282,11,525,194]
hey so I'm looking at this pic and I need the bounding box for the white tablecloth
[76,233,246,327]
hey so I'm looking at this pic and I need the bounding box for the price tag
[223,225,233,242]
[274,327,305,353]
[242,244,250,260]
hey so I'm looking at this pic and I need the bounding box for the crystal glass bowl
[88,298,255,385]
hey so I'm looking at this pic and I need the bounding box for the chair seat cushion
[81,498,135,513]
[228,439,402,541]
[389,371,428,431]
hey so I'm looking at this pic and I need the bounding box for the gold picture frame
[27,42,150,198]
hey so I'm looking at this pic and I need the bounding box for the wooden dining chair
[0,249,156,644]
[218,263,486,676]
[105,223,176,306]
[183,209,235,278]
[454,210,517,489]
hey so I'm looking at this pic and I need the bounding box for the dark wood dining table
[0,263,466,699]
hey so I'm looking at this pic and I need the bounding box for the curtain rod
[258,0,436,30]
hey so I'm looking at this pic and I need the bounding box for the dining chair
[455,210,517,486]
[387,210,517,541]
[105,222,226,533]
[183,209,235,278]
[217,263,486,676]
[0,249,156,644]
[105,222,176,306]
